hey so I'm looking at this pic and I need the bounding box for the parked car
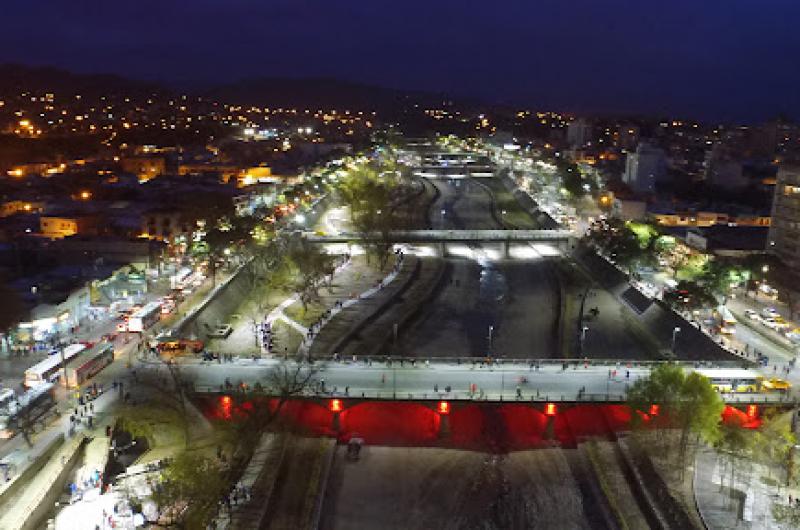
[744,309,760,321]
[762,307,780,319]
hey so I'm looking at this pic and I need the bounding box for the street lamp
[581,326,589,355]
[487,325,494,356]
[671,327,682,354]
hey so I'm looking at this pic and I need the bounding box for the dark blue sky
[3,0,800,122]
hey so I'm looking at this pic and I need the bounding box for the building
[120,156,166,182]
[768,164,800,269]
[623,142,666,194]
[686,226,769,257]
[178,163,239,183]
[567,119,592,148]
[40,215,98,239]
[0,200,45,217]
[141,210,193,243]
[704,146,749,191]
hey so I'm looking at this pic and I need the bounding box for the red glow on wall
[544,403,557,416]
[437,401,450,415]
[219,395,232,419]
[649,404,660,416]
[330,399,343,412]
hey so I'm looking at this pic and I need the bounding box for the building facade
[623,142,666,194]
[768,164,800,269]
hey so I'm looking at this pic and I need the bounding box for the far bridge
[301,229,576,256]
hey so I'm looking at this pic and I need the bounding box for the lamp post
[581,326,589,356]
[671,326,682,355]
[487,325,494,357]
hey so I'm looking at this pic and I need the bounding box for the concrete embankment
[308,255,422,358]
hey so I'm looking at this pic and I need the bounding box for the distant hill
[0,63,165,98]
[0,64,478,114]
[205,77,468,114]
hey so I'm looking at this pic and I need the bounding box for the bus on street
[65,342,115,388]
[128,301,162,332]
[24,343,87,388]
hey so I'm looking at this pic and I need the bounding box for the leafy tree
[148,451,228,528]
[700,258,746,301]
[714,418,753,505]
[628,364,723,471]
[664,280,717,312]
[773,503,800,530]
[752,411,796,485]
[338,163,404,269]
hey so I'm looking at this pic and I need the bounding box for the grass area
[272,319,303,357]
[284,300,326,327]
[481,179,538,229]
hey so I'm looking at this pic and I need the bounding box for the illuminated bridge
[180,359,793,407]
[186,359,790,448]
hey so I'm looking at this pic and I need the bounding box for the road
[396,177,562,359]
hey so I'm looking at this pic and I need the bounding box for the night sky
[3,0,800,122]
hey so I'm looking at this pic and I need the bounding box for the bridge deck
[303,229,574,243]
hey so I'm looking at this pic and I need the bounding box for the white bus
[0,383,56,438]
[128,301,162,332]
[0,389,16,415]
[65,342,115,388]
[695,368,760,393]
[24,343,87,388]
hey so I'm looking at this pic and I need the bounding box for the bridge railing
[192,383,795,406]
[313,356,752,370]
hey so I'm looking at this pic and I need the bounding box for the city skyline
[3,0,800,122]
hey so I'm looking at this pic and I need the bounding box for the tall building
[567,119,592,148]
[768,164,800,269]
[623,142,666,194]
[704,145,748,191]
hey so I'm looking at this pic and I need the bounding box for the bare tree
[119,359,198,448]
[229,360,320,459]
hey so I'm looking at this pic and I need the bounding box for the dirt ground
[320,446,592,530]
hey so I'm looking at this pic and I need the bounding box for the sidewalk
[694,446,795,529]
[307,254,412,358]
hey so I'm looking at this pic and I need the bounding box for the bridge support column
[438,414,451,439]
[544,415,555,441]
[331,411,341,434]
[504,241,511,259]
[440,242,447,258]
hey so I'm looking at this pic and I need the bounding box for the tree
[120,359,199,448]
[338,163,402,269]
[220,361,319,466]
[700,258,746,302]
[714,418,753,507]
[287,243,336,312]
[148,451,228,528]
[664,280,717,312]
[627,364,723,471]
[752,411,796,486]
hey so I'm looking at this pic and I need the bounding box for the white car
[762,307,780,319]
[763,318,781,330]
[744,309,760,321]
